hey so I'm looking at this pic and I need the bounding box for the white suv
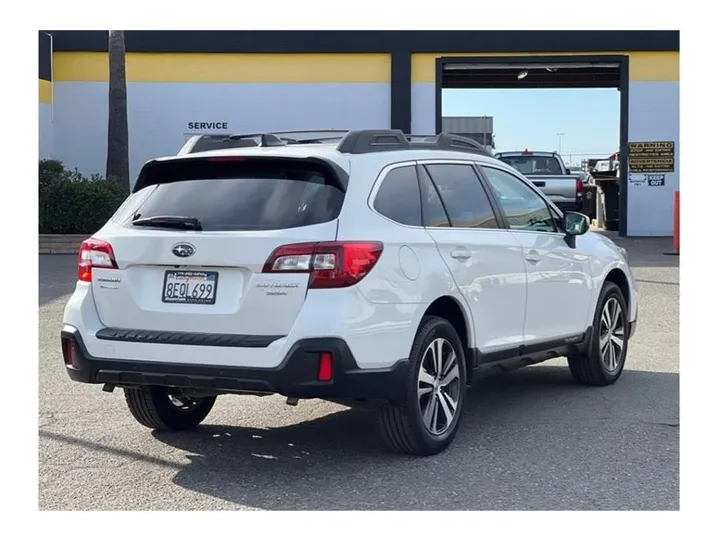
[61,130,638,456]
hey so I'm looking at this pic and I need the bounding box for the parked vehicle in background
[494,150,585,213]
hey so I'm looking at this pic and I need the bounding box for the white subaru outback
[61,130,638,456]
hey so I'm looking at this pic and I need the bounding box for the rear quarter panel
[335,158,476,349]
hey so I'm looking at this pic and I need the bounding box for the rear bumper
[553,200,583,213]
[61,327,409,403]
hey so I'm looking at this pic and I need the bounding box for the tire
[123,386,216,431]
[377,316,468,456]
[568,281,629,386]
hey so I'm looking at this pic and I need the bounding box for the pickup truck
[494,150,585,213]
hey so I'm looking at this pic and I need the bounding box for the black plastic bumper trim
[62,328,409,402]
[95,327,284,348]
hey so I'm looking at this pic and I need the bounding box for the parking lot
[38,235,679,511]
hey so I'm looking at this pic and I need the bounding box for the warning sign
[628,141,675,173]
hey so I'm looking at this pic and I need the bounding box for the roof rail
[181,130,352,154]
[180,129,493,157]
[336,130,492,156]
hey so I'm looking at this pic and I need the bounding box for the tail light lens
[576,178,584,195]
[78,238,118,282]
[262,241,384,289]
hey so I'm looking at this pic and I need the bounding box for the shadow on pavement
[140,366,679,510]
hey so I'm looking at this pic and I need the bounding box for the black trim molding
[95,327,284,348]
[42,30,679,54]
[390,51,411,133]
[39,32,51,81]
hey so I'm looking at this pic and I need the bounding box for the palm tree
[106,30,130,193]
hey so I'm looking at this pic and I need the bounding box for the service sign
[187,122,229,131]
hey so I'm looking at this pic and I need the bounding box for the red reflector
[318,352,333,381]
[62,339,74,366]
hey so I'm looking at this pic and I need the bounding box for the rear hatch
[89,155,348,336]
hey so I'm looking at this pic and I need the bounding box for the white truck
[494,150,585,213]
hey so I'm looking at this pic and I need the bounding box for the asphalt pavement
[38,237,679,510]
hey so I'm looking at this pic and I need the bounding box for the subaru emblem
[171,243,195,258]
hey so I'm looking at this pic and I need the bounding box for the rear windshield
[127,159,345,231]
[497,156,563,176]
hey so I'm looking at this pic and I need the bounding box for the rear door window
[423,164,499,229]
[128,159,345,231]
[418,166,451,228]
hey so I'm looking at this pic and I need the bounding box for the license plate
[162,270,218,305]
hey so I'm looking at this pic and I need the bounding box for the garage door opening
[434,55,629,235]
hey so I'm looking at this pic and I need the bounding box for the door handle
[525,250,541,264]
[451,249,471,260]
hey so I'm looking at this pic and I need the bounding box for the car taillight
[262,241,384,289]
[576,178,584,195]
[78,238,118,282]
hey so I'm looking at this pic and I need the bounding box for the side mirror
[562,211,590,248]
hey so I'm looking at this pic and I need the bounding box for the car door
[479,164,593,344]
[418,160,527,353]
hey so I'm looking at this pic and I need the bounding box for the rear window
[128,159,345,231]
[497,155,563,176]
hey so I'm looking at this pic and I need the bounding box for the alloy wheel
[417,338,461,436]
[599,297,625,372]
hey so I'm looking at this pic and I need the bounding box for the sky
[442,88,620,165]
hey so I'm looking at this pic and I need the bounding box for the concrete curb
[39,234,87,254]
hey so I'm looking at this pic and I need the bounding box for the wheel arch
[604,267,630,305]
[422,295,474,374]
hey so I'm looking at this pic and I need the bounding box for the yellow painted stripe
[39,79,52,104]
[628,52,679,82]
[53,52,391,83]
[411,51,679,83]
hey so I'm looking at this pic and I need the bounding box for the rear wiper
[131,216,203,231]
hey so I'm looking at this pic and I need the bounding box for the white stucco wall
[52,82,391,185]
[39,103,54,159]
[626,81,680,236]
